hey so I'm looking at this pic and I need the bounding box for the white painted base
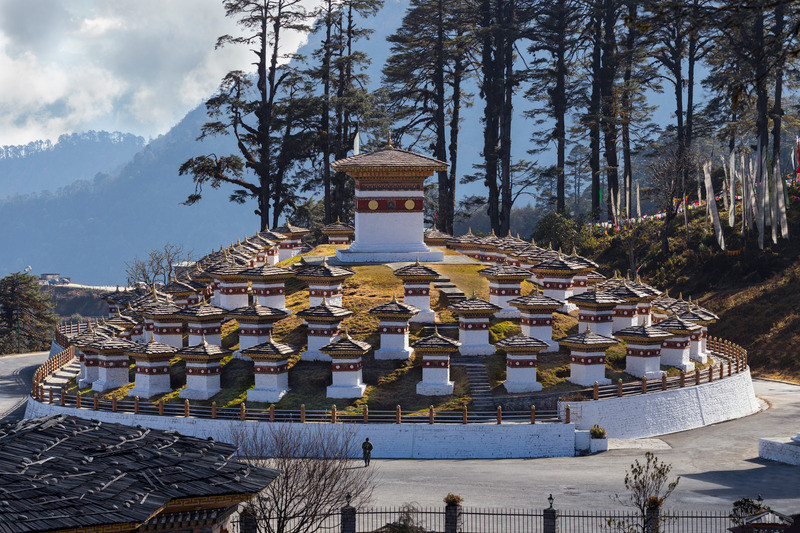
[504,380,542,393]
[326,383,367,399]
[578,321,614,337]
[336,249,444,264]
[689,345,708,364]
[92,368,129,392]
[247,387,289,403]
[661,348,695,372]
[374,347,413,360]
[129,384,171,398]
[625,356,665,380]
[590,438,609,453]
[409,310,436,323]
[759,437,800,465]
[459,345,496,356]
[179,387,220,400]
[568,364,611,387]
[416,381,454,396]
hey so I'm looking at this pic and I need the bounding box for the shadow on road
[681,459,800,503]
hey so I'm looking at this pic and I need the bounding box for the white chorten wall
[375,321,412,360]
[237,324,274,358]
[304,322,340,361]
[153,319,183,348]
[188,321,221,347]
[180,362,221,400]
[92,355,130,392]
[624,342,665,379]
[541,275,575,312]
[569,350,610,386]
[406,284,435,323]
[252,282,288,310]
[637,303,653,326]
[520,313,557,352]
[489,281,522,318]
[688,330,707,363]
[505,353,542,393]
[458,317,495,356]
[327,358,366,398]
[612,304,639,332]
[248,361,290,403]
[577,309,614,337]
[129,361,172,398]
[660,337,695,372]
[218,281,249,310]
[417,354,453,395]
[308,282,344,307]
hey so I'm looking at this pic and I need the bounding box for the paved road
[366,379,800,514]
[0,351,48,423]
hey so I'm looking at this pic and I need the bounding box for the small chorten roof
[677,309,714,325]
[369,295,420,318]
[126,337,177,359]
[141,300,183,320]
[106,311,138,328]
[241,336,297,359]
[320,332,371,355]
[273,223,309,237]
[206,261,247,279]
[567,290,626,307]
[226,302,289,321]
[411,328,462,351]
[259,229,288,242]
[567,248,599,270]
[423,226,452,241]
[295,258,354,280]
[239,265,294,281]
[587,271,607,283]
[393,259,440,279]
[477,265,532,280]
[495,334,549,352]
[178,302,226,320]
[558,329,618,350]
[321,219,355,234]
[508,293,563,311]
[655,316,702,334]
[296,298,353,320]
[177,338,231,360]
[614,325,673,343]
[608,281,654,302]
[86,337,136,353]
[530,252,585,273]
[448,293,502,316]
[73,328,109,348]
[331,147,447,171]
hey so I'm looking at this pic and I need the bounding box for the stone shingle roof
[320,334,372,354]
[0,415,278,533]
[609,282,653,301]
[295,259,354,279]
[177,303,226,319]
[495,334,549,350]
[411,331,462,350]
[161,278,197,295]
[177,339,231,358]
[369,297,420,317]
[273,223,309,235]
[331,147,447,170]
[558,329,619,348]
[655,316,702,333]
[477,265,532,278]
[141,301,183,318]
[321,220,355,233]
[241,338,297,358]
[226,304,289,320]
[259,229,288,242]
[239,265,294,280]
[72,329,109,348]
[613,325,673,340]
[508,293,563,309]
[448,296,502,314]
[296,300,353,320]
[86,337,136,352]
[126,338,178,356]
[392,261,440,278]
[423,227,452,240]
[531,255,587,272]
[677,309,714,324]
[105,312,138,327]
[567,290,625,306]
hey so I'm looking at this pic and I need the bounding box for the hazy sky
[0,0,311,146]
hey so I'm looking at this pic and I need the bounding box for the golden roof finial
[387,132,393,149]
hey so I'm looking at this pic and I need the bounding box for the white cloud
[0,0,314,146]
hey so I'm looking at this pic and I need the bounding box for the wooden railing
[54,319,96,348]
[31,345,75,395]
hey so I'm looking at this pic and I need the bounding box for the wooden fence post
[565,405,571,424]
[496,406,502,424]
[695,368,701,386]
[661,373,667,391]
[212,402,217,419]
[48,389,53,404]
[59,389,65,406]
[331,404,337,423]
[363,405,369,424]
[530,405,536,424]
[462,404,468,424]
[301,404,306,423]
[395,405,401,424]
[719,364,724,379]
[92,395,98,411]
[617,379,623,397]
[134,396,139,414]
[112,397,117,412]
[593,381,599,400]
[680,371,685,388]
[708,366,714,382]
[269,404,275,422]
[76,392,82,409]
[641,376,647,394]
[184,399,190,417]
[158,401,164,416]
[429,405,435,424]
[240,402,246,421]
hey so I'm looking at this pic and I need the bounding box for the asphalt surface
[364,379,800,513]
[0,351,48,423]
[1,352,797,513]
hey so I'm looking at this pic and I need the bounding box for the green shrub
[590,424,607,439]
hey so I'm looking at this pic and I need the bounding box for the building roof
[608,282,653,301]
[423,226,453,240]
[477,265,532,278]
[259,229,288,242]
[177,302,226,319]
[369,296,420,317]
[331,147,447,171]
[239,265,294,280]
[177,339,231,358]
[392,261,440,278]
[105,312,138,327]
[321,220,355,233]
[558,329,618,348]
[320,333,372,354]
[161,278,197,295]
[448,296,502,314]
[567,290,626,306]
[241,337,297,358]
[273,223,309,236]
[226,303,289,320]
[530,254,586,273]
[126,337,178,356]
[411,330,462,350]
[656,316,703,333]
[508,293,563,310]
[296,299,353,320]
[295,259,354,279]
[613,325,673,340]
[0,415,278,533]
[86,337,136,352]
[495,334,550,350]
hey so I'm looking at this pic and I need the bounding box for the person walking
[362,437,373,467]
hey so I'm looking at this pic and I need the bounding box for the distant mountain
[0,132,145,199]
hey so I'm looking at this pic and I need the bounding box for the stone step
[433,282,457,289]
[461,364,494,410]
[435,276,451,283]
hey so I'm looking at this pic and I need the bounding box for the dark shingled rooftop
[508,293,563,308]
[177,302,226,318]
[321,220,355,232]
[226,303,289,319]
[126,338,177,355]
[295,259,354,279]
[241,338,297,357]
[614,325,673,340]
[86,337,136,352]
[393,262,440,278]
[609,282,653,300]
[0,415,278,533]
[411,331,462,350]
[321,334,372,353]
[656,316,703,332]
[369,297,420,316]
[567,290,626,305]
[495,334,549,349]
[331,147,447,170]
[296,300,353,319]
[477,265,532,277]
[558,329,618,346]
[448,296,502,313]
[177,340,231,357]
[273,223,309,235]
[239,265,294,279]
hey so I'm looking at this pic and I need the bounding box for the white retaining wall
[24,400,576,459]
[561,369,759,439]
[49,340,66,359]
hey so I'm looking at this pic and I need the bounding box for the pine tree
[179,0,313,231]
[0,272,59,354]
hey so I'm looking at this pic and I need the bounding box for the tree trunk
[620,1,636,220]
[499,0,515,236]
[554,0,567,214]
[434,0,449,230]
[600,0,619,222]
[447,35,465,235]
[322,0,333,224]
[589,5,602,222]
[481,0,501,232]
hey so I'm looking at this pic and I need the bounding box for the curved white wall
[561,369,759,439]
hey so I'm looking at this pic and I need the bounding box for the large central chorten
[332,146,446,264]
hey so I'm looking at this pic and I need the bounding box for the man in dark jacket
[361,437,373,466]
